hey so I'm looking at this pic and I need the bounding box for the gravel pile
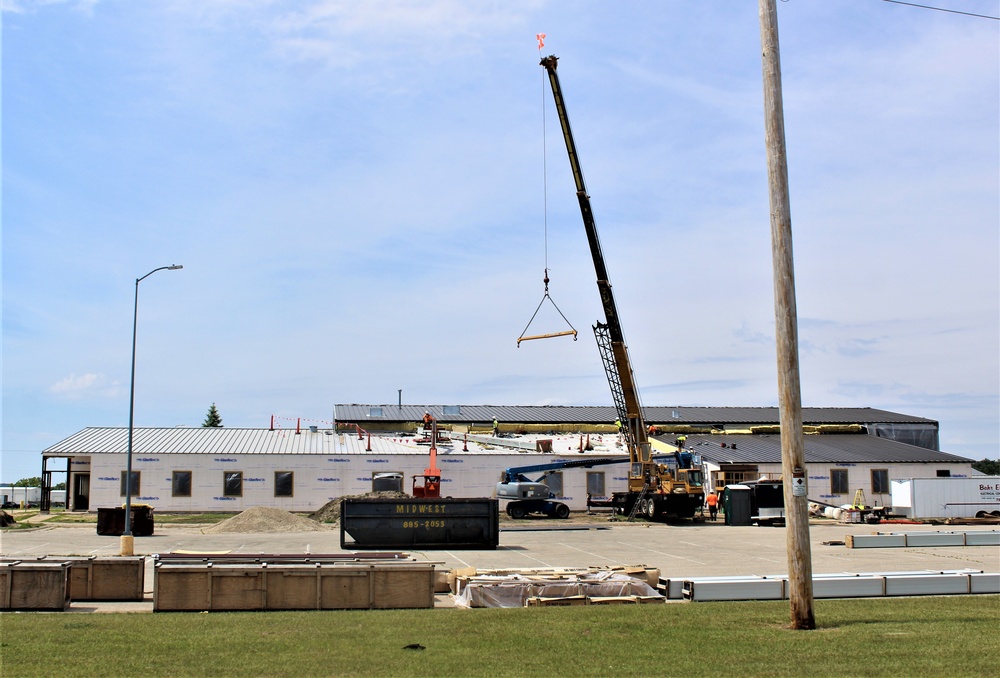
[201,506,332,534]
[309,491,410,524]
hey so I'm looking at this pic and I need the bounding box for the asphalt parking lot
[4,519,997,581]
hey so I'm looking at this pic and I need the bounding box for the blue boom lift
[496,456,633,519]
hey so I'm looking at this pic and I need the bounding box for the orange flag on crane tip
[536,33,546,49]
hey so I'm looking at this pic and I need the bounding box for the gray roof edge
[333,404,937,425]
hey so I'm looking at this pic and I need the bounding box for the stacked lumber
[529,595,664,606]
[450,565,662,608]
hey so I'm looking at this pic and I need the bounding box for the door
[73,474,90,511]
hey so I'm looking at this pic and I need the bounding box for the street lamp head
[137,264,184,283]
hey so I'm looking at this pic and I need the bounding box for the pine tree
[202,403,223,427]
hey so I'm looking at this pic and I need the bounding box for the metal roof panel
[658,433,972,464]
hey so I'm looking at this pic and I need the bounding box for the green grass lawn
[2,596,997,677]
[29,512,236,525]
[2,511,237,531]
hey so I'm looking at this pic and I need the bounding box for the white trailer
[0,486,42,506]
[890,477,1000,519]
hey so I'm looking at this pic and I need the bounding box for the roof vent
[672,410,681,419]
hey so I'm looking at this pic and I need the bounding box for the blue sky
[3,0,998,484]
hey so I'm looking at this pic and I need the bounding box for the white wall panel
[82,451,634,512]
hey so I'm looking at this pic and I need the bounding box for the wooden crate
[0,562,70,611]
[319,567,375,609]
[373,565,435,609]
[265,567,322,610]
[154,568,212,611]
[67,557,145,601]
[154,563,435,611]
[212,569,265,611]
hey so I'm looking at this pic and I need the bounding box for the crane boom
[538,55,704,520]
[540,55,652,469]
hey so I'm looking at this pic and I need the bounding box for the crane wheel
[646,499,657,519]
[554,504,570,519]
[509,505,527,519]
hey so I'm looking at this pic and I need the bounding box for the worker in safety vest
[705,491,720,521]
[422,411,433,430]
[492,417,499,437]
[676,435,687,450]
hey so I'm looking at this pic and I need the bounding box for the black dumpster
[746,479,785,525]
[96,506,155,536]
[340,498,499,550]
[723,486,752,526]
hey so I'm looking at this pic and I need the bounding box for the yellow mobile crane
[541,55,704,520]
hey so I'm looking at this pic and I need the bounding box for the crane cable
[517,48,578,347]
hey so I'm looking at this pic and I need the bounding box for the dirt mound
[309,491,410,524]
[201,506,332,534]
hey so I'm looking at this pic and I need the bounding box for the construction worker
[422,411,433,430]
[676,435,687,450]
[705,491,720,521]
[492,417,499,437]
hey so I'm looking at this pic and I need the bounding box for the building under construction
[38,404,976,516]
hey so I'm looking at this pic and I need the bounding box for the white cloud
[2,0,99,15]
[49,373,120,398]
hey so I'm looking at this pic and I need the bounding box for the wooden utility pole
[758,0,815,630]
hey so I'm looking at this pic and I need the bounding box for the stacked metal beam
[656,569,1000,602]
[846,530,999,548]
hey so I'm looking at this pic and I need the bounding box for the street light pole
[121,264,183,557]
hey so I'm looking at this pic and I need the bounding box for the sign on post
[791,468,807,497]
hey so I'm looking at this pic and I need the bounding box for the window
[936,469,951,478]
[274,471,294,497]
[224,471,243,497]
[831,469,849,495]
[543,472,563,498]
[871,469,889,495]
[120,471,140,497]
[586,472,605,497]
[172,471,192,497]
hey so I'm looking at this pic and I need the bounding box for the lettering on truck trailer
[395,504,447,515]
